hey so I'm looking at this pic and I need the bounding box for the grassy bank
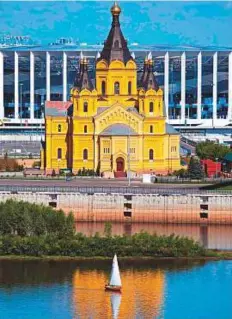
[0,250,232,260]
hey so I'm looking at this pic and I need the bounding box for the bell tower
[95,2,137,106]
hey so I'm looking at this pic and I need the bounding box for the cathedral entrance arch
[116,157,124,172]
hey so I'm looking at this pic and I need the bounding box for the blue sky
[0,1,232,47]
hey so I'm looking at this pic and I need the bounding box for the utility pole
[127,110,131,187]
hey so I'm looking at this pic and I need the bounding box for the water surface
[0,259,231,319]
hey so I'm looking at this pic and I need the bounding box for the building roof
[45,101,72,117]
[143,62,159,91]
[166,123,179,135]
[74,59,94,91]
[100,123,138,136]
[97,107,109,115]
[139,60,149,87]
[224,153,232,162]
[97,3,133,65]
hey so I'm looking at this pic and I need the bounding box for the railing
[0,185,231,195]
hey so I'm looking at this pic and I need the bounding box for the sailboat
[105,254,122,292]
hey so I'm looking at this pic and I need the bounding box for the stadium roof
[1,44,232,53]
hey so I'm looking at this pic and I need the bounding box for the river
[0,259,231,319]
[76,222,232,250]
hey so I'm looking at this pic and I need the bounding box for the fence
[0,185,231,195]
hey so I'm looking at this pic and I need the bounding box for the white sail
[111,293,121,319]
[109,254,122,287]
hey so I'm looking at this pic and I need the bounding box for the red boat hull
[105,285,122,292]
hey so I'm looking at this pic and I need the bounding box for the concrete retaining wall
[1,190,232,224]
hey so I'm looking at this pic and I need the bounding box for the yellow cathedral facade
[41,3,181,176]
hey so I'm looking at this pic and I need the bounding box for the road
[0,177,214,195]
[0,178,203,189]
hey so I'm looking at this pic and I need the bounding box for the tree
[173,168,188,178]
[104,222,112,237]
[188,156,204,180]
[196,141,230,161]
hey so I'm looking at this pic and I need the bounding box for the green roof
[224,153,232,162]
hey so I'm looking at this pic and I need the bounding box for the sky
[0,1,232,47]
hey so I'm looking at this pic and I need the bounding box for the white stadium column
[30,51,34,120]
[164,52,169,119]
[181,52,186,122]
[0,52,4,120]
[197,52,202,121]
[46,51,50,101]
[63,52,67,102]
[14,51,19,119]
[228,52,232,121]
[213,52,218,122]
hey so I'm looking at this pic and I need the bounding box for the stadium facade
[1,45,232,130]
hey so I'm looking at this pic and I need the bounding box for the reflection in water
[200,225,208,248]
[72,268,165,318]
[76,222,232,250]
[111,293,121,319]
[1,260,231,319]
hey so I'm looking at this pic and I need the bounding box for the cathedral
[41,3,181,176]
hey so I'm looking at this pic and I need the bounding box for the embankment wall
[1,191,232,224]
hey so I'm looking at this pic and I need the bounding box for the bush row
[0,232,206,258]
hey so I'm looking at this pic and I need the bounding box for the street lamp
[127,109,131,187]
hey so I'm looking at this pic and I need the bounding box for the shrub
[188,156,204,180]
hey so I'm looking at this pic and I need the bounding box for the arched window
[149,149,154,161]
[84,125,87,133]
[149,102,154,113]
[128,81,132,95]
[83,149,88,160]
[58,124,62,133]
[83,102,88,113]
[114,82,120,95]
[150,125,153,133]
[102,81,106,95]
[57,148,62,159]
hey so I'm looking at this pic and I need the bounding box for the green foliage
[0,231,206,258]
[77,168,97,176]
[173,168,188,178]
[0,201,206,258]
[0,200,75,238]
[104,222,112,237]
[188,156,204,180]
[196,141,230,161]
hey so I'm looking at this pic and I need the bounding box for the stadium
[1,44,232,157]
